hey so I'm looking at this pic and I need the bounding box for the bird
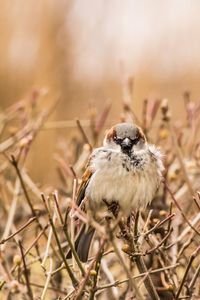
[66,123,164,262]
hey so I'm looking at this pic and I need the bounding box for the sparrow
[67,123,164,262]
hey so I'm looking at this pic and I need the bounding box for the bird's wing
[76,166,93,206]
[66,164,94,262]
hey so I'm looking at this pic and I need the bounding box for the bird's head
[104,123,146,155]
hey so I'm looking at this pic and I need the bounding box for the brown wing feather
[66,166,94,261]
[76,166,93,206]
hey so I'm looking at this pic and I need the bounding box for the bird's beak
[121,138,132,152]
[122,137,131,146]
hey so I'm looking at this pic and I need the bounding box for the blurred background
[1,0,200,184]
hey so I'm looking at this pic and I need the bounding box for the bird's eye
[132,137,140,145]
[113,137,123,144]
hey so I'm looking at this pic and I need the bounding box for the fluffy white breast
[85,145,164,216]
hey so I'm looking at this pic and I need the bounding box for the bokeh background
[1,0,200,184]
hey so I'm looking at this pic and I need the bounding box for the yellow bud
[121,244,131,254]
[153,218,159,224]
[168,172,177,180]
[159,210,167,216]
[83,143,91,152]
[166,285,173,291]
[19,137,29,147]
[90,270,97,276]
[186,161,196,169]
[33,205,39,211]
[13,255,21,265]
[61,262,65,269]
[8,127,18,135]
[159,129,169,139]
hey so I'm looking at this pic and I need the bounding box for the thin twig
[106,220,145,300]
[168,121,195,197]
[188,263,200,294]
[42,194,79,289]
[41,258,53,300]
[19,240,34,300]
[142,213,175,237]
[96,264,179,291]
[74,239,105,300]
[164,181,200,236]
[0,217,36,245]
[76,119,92,151]
[175,245,200,299]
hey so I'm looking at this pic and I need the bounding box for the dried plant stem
[19,240,34,300]
[41,213,56,267]
[0,122,32,152]
[175,246,200,299]
[43,120,90,130]
[43,196,79,289]
[20,280,67,295]
[41,258,53,300]
[0,280,5,291]
[165,212,200,250]
[10,156,59,260]
[143,209,153,233]
[96,264,179,291]
[107,220,145,300]
[100,258,119,299]
[11,225,49,274]
[164,181,200,236]
[54,193,86,277]
[106,203,160,300]
[1,179,20,251]
[147,231,172,254]
[0,216,36,244]
[89,244,103,300]
[76,119,92,150]
[168,121,194,197]
[136,256,160,300]
[142,213,175,238]
[10,155,37,217]
[74,238,106,300]
[71,179,77,269]
[63,224,86,277]
[61,203,86,277]
[69,199,105,235]
[188,263,200,293]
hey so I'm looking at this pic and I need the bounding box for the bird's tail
[66,224,95,262]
